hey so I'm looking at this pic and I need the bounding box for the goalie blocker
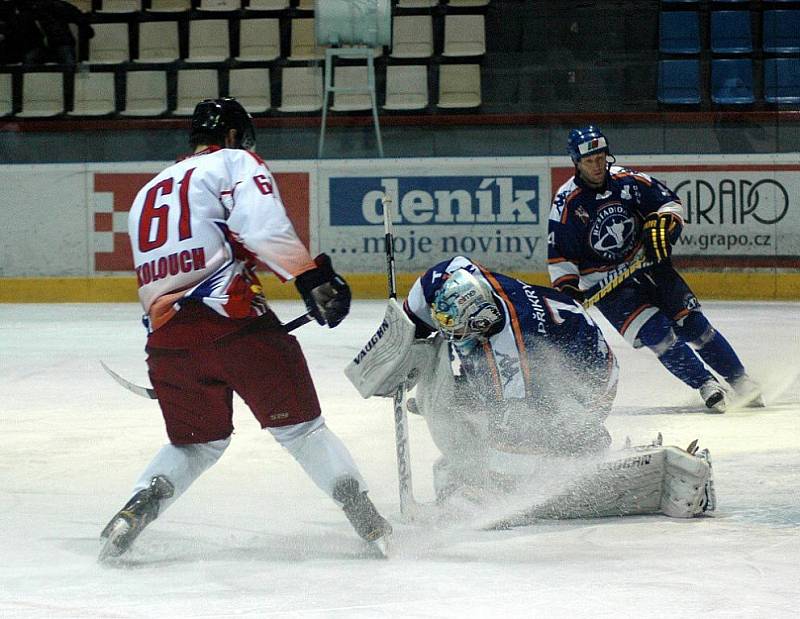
[345,299,432,399]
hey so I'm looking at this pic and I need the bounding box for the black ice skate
[332,476,392,557]
[98,475,174,563]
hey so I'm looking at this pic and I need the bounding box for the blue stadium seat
[711,59,755,104]
[763,11,800,54]
[659,11,701,54]
[711,11,752,54]
[657,59,701,104]
[764,57,800,103]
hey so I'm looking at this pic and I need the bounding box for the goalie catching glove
[295,253,351,328]
[642,211,682,263]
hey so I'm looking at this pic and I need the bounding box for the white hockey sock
[270,417,366,504]
[131,437,231,513]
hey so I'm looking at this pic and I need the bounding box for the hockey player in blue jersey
[400,256,619,500]
[548,125,763,413]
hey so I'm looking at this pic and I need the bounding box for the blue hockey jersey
[404,256,617,412]
[547,165,683,292]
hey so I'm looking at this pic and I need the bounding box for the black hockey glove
[642,212,681,263]
[557,281,585,303]
[295,253,351,328]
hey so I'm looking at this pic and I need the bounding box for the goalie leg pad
[488,445,715,527]
[416,336,488,463]
[344,299,426,398]
[661,446,714,518]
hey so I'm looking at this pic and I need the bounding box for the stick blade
[100,361,157,399]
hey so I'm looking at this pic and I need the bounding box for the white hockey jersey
[128,146,315,329]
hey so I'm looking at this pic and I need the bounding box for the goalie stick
[102,311,314,400]
[581,253,653,309]
[382,194,418,520]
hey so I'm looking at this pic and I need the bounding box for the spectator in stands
[0,0,25,65]
[9,0,93,66]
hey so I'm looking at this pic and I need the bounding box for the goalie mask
[190,97,256,151]
[430,269,503,343]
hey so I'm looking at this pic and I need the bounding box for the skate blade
[97,519,130,564]
[736,392,766,409]
[367,533,391,559]
[704,399,727,414]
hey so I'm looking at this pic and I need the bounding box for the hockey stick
[382,194,417,520]
[581,254,653,309]
[101,311,314,400]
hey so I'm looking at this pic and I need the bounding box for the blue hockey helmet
[567,125,609,164]
[430,269,502,343]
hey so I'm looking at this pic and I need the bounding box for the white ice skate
[699,379,727,413]
[730,375,766,408]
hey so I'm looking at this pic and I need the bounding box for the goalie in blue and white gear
[347,256,716,521]
[404,256,620,502]
[550,125,764,413]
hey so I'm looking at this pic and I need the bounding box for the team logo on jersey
[575,205,590,224]
[495,350,521,388]
[620,185,632,201]
[589,202,638,261]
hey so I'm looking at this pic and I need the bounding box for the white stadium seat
[447,0,490,6]
[88,23,130,64]
[69,72,116,116]
[391,16,433,58]
[437,64,481,108]
[98,1,141,12]
[0,74,12,117]
[121,70,168,116]
[198,0,241,11]
[384,65,428,110]
[237,19,280,61]
[228,68,271,113]
[175,69,220,115]
[147,0,191,12]
[443,14,486,57]
[278,66,323,112]
[397,0,438,7]
[136,21,180,63]
[289,18,326,60]
[187,19,231,62]
[65,0,92,12]
[331,65,373,111]
[17,72,64,117]
[246,0,289,9]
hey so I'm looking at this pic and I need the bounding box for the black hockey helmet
[190,97,256,150]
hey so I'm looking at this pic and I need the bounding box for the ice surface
[1,300,799,617]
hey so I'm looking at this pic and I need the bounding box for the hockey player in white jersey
[99,98,391,562]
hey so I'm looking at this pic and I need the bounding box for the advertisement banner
[1,155,798,280]
[317,158,548,272]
